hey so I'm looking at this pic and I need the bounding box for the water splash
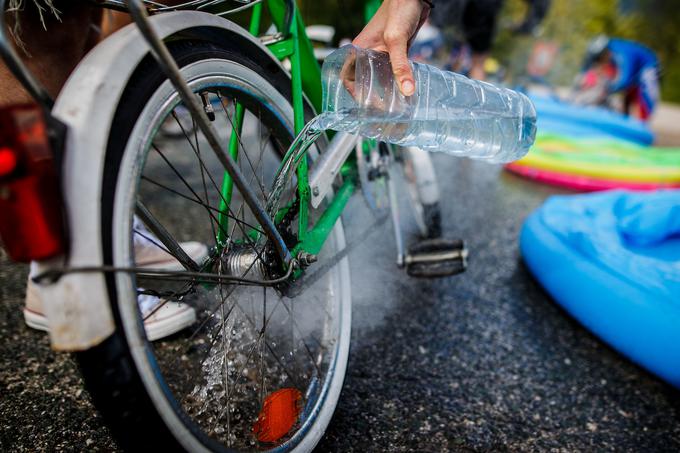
[265,118,325,216]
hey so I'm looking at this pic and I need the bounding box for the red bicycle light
[0,104,66,262]
[0,147,17,176]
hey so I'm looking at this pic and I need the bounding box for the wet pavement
[2,155,680,451]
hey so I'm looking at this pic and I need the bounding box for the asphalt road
[2,154,679,451]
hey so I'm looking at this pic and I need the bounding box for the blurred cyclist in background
[576,35,660,121]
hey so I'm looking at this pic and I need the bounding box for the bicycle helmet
[583,35,610,68]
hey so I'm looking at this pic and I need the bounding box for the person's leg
[100,9,133,40]
[462,0,504,80]
[623,86,636,117]
[0,2,101,106]
[636,65,660,120]
[468,52,487,81]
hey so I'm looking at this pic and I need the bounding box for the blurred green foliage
[299,0,368,44]
[298,0,679,103]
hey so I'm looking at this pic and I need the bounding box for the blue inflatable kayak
[530,95,655,146]
[521,190,680,388]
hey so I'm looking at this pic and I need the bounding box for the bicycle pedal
[405,238,467,278]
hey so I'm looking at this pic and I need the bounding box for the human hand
[352,0,431,96]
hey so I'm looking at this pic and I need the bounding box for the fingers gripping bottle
[316,45,537,163]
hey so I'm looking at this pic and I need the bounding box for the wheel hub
[221,246,267,279]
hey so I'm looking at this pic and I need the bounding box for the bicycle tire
[76,39,351,452]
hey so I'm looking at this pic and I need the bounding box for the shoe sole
[24,306,196,342]
[24,308,49,332]
[144,306,197,342]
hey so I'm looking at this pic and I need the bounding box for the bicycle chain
[278,196,300,247]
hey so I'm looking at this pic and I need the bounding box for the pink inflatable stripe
[505,163,680,192]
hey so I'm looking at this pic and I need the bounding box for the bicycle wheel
[76,40,351,452]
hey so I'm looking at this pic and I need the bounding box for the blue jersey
[608,38,659,92]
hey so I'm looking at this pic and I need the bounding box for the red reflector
[0,147,17,176]
[0,105,65,262]
[252,388,302,443]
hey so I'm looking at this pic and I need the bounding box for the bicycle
[0,0,465,450]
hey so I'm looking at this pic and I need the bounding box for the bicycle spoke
[148,128,300,377]
[135,200,200,272]
[217,260,233,445]
[150,112,273,272]
[190,112,218,242]
[168,108,221,244]
[133,228,171,255]
[189,282,305,398]
[179,253,269,361]
[219,94,268,200]
[279,296,324,375]
[222,123,271,247]
[140,174,265,236]
[218,294,304,401]
[259,285,267,407]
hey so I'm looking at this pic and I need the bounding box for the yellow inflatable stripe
[515,152,680,182]
[515,133,680,182]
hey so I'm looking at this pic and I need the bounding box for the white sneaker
[132,217,209,271]
[24,283,199,342]
[24,232,209,341]
[137,293,198,342]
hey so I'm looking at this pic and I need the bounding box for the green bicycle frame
[215,0,358,261]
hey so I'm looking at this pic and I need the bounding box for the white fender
[36,11,287,351]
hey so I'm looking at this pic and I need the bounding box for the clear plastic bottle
[316,45,537,163]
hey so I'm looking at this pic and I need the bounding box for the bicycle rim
[103,50,350,452]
